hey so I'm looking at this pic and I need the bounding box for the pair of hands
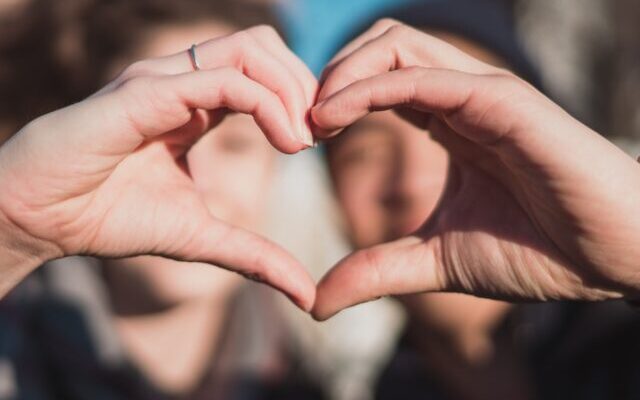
[1,21,639,319]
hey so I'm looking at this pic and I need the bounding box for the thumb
[168,215,317,312]
[312,236,442,321]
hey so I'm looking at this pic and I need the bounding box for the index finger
[316,24,503,120]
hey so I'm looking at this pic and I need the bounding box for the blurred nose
[381,138,446,235]
[382,147,428,214]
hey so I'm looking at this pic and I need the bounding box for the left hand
[0,26,317,310]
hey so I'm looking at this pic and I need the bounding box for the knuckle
[217,66,241,78]
[374,18,402,30]
[227,30,260,65]
[231,29,257,49]
[401,66,430,85]
[387,22,411,38]
[118,74,155,95]
[492,73,529,95]
[403,65,427,76]
[249,24,280,39]
[121,60,154,80]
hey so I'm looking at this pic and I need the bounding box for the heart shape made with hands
[3,22,636,319]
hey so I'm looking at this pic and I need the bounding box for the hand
[311,20,640,320]
[0,26,317,310]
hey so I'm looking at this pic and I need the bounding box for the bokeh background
[0,1,639,400]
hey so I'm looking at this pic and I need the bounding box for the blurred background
[0,1,639,400]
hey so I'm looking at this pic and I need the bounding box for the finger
[174,216,316,312]
[111,68,305,154]
[320,18,401,83]
[120,31,313,146]
[246,25,319,109]
[245,26,318,144]
[317,25,499,106]
[313,67,521,145]
[312,236,441,321]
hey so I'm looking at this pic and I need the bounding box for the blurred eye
[339,144,393,169]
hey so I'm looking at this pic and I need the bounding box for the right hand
[312,20,640,320]
[0,26,317,310]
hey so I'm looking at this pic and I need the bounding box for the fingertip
[290,290,315,313]
[271,251,317,312]
[310,309,333,322]
[298,124,315,148]
[310,102,342,139]
[310,101,325,122]
[189,221,317,312]
[277,139,308,155]
[310,267,354,321]
[290,274,317,313]
[310,295,336,321]
[257,119,309,154]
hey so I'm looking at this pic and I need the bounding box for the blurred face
[328,32,506,249]
[106,22,277,306]
[328,112,448,248]
[135,22,277,230]
[188,114,276,230]
[327,33,515,355]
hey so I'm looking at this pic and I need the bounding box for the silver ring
[188,44,201,71]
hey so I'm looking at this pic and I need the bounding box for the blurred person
[313,10,640,400]
[84,2,332,398]
[322,2,538,399]
[86,1,285,395]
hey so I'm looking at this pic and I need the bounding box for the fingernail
[299,125,315,147]
[286,292,311,312]
[285,124,309,148]
[311,102,325,121]
[300,112,316,147]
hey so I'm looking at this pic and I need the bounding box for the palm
[425,146,599,301]
[68,138,211,258]
[426,82,640,300]
[402,77,640,300]
[1,94,213,260]
[0,67,316,309]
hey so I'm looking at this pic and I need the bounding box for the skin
[326,33,528,400]
[0,25,318,311]
[100,23,280,394]
[312,19,640,320]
